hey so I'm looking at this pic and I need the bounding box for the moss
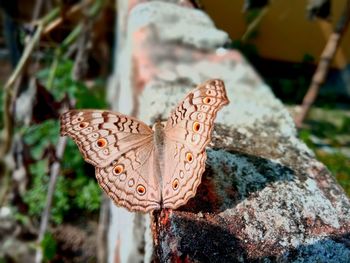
[316,151,350,194]
[299,108,350,196]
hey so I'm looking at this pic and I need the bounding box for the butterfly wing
[162,79,229,209]
[60,110,153,167]
[162,140,207,209]
[95,140,161,212]
[60,110,161,212]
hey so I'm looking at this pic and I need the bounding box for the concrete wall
[107,1,350,262]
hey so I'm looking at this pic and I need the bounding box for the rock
[107,0,350,262]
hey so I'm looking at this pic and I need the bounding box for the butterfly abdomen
[153,121,166,182]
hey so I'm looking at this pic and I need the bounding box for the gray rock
[108,0,350,262]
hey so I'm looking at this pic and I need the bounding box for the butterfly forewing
[164,79,229,152]
[60,109,161,212]
[162,79,229,209]
[60,110,153,167]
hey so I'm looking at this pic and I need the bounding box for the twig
[0,5,83,157]
[35,20,83,262]
[4,22,43,91]
[35,135,68,263]
[43,0,94,36]
[4,6,60,91]
[241,7,269,43]
[32,0,45,21]
[35,2,106,261]
[0,0,96,158]
[0,167,11,206]
[295,0,350,128]
[0,75,23,205]
[72,21,91,81]
[0,8,60,206]
[0,7,60,158]
[46,24,82,89]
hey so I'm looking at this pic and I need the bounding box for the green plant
[317,151,350,194]
[41,232,57,261]
[299,111,350,195]
[21,58,105,224]
[37,58,107,109]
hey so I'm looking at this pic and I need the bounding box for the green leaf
[21,57,104,224]
[41,232,57,261]
[74,178,101,211]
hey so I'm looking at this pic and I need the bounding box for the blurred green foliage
[22,58,106,224]
[41,232,57,261]
[37,59,106,109]
[299,110,350,195]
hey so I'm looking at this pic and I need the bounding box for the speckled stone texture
[109,0,350,262]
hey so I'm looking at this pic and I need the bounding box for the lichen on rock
[110,0,350,262]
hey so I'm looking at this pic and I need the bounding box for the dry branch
[35,136,68,263]
[43,0,94,35]
[241,7,269,42]
[35,3,105,261]
[0,7,60,161]
[295,0,350,128]
[32,0,45,21]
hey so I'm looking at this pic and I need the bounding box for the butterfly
[60,79,229,212]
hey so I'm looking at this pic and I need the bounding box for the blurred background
[0,0,349,262]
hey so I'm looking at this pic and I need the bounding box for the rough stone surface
[108,0,350,262]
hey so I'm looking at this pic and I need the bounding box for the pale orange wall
[202,0,350,69]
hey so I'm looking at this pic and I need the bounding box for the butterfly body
[60,79,229,212]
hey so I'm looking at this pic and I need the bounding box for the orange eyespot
[203,97,211,104]
[186,152,193,163]
[172,179,179,190]
[193,122,201,132]
[113,164,124,175]
[79,122,88,128]
[137,185,146,195]
[76,117,83,122]
[96,138,107,148]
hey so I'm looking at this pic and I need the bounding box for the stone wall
[107,0,350,262]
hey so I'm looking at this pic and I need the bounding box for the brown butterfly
[60,79,229,212]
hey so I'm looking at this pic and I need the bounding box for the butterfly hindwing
[162,140,207,209]
[95,141,161,212]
